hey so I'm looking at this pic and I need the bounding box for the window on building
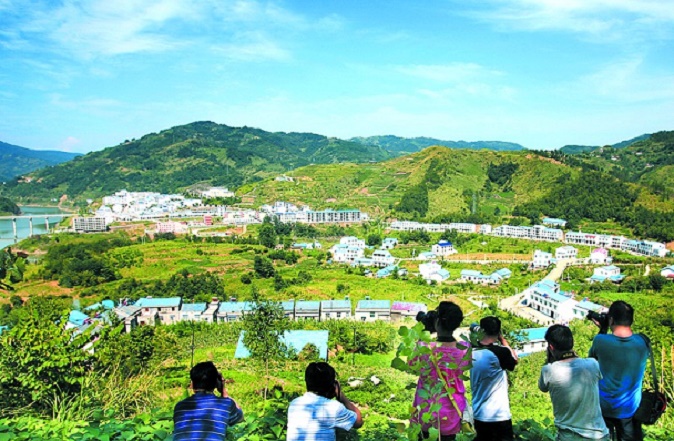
[370,312,375,318]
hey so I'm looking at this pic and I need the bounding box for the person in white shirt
[286,362,363,441]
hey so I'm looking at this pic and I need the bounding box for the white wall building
[532,250,553,268]
[432,240,457,257]
[371,249,395,268]
[555,246,577,260]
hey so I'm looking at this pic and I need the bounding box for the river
[0,206,68,250]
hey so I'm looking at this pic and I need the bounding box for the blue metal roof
[218,301,254,313]
[436,240,453,247]
[357,299,390,309]
[461,269,483,277]
[281,300,295,311]
[85,299,115,311]
[517,327,548,342]
[549,292,573,303]
[69,310,90,327]
[494,268,512,277]
[577,300,604,311]
[235,330,329,360]
[321,300,351,309]
[181,303,207,312]
[135,297,181,308]
[0,325,8,335]
[436,269,450,278]
[295,300,320,311]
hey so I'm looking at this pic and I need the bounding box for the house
[352,257,374,267]
[295,301,321,320]
[589,248,612,265]
[532,250,553,268]
[180,303,207,321]
[201,298,220,323]
[292,242,322,250]
[217,301,254,323]
[590,265,625,283]
[66,310,91,330]
[372,249,395,267]
[72,216,107,233]
[85,300,115,312]
[235,330,329,360]
[460,269,484,284]
[417,251,437,261]
[339,236,366,249]
[330,244,364,264]
[355,299,391,322]
[381,238,399,250]
[525,280,574,323]
[516,327,549,356]
[661,265,674,279]
[135,297,182,325]
[419,262,450,283]
[281,300,295,320]
[572,299,607,321]
[390,302,427,322]
[555,246,577,260]
[493,268,512,279]
[542,218,567,228]
[320,299,352,320]
[376,265,398,278]
[431,240,457,257]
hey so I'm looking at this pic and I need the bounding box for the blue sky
[1,0,673,153]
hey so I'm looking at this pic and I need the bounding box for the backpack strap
[638,334,659,393]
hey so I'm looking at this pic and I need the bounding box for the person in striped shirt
[173,361,244,441]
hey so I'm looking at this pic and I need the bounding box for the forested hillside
[0,197,20,215]
[559,133,650,155]
[0,141,80,182]
[351,135,525,155]
[0,122,391,203]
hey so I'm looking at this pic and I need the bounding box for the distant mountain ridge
[1,121,392,202]
[350,135,526,154]
[559,134,651,155]
[0,141,81,182]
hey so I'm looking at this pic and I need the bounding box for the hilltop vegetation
[0,141,80,182]
[0,197,20,215]
[559,133,650,155]
[0,122,391,203]
[351,135,525,155]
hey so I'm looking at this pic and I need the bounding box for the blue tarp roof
[135,297,181,308]
[517,327,548,342]
[234,330,329,359]
[281,300,295,311]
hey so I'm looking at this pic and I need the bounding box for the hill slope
[1,122,391,203]
[350,135,525,155]
[559,133,651,155]
[0,141,80,182]
[237,147,576,218]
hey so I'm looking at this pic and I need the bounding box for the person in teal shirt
[588,301,648,441]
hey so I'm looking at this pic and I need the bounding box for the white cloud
[57,136,81,152]
[211,31,291,62]
[465,0,674,40]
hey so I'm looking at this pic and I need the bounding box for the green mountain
[0,141,81,182]
[1,121,392,203]
[559,134,651,155]
[350,135,526,155]
[0,197,20,215]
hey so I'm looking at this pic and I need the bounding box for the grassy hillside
[0,141,80,182]
[237,147,577,218]
[0,122,391,204]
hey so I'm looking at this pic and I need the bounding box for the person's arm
[538,366,549,393]
[220,381,244,425]
[499,334,519,365]
[336,382,363,429]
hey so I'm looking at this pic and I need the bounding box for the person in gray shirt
[539,325,609,441]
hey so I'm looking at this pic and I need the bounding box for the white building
[419,262,450,283]
[355,299,391,322]
[320,300,352,320]
[555,246,577,260]
[661,265,674,279]
[371,249,395,268]
[532,250,554,268]
[330,244,364,264]
[589,248,612,265]
[73,217,107,233]
[201,187,235,198]
[156,221,188,234]
[381,238,399,249]
[135,297,182,325]
[340,236,366,249]
[432,240,457,257]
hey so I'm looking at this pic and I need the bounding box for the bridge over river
[0,213,69,247]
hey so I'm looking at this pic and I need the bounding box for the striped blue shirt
[173,392,243,441]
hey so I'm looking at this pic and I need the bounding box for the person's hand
[334,381,343,401]
[217,373,227,397]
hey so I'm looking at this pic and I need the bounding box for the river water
[0,206,67,250]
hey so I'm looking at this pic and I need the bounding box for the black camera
[416,310,438,333]
[587,310,609,330]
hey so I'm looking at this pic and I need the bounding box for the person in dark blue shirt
[173,361,244,441]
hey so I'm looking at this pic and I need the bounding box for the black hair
[479,316,501,336]
[545,324,574,351]
[191,361,219,391]
[305,362,336,398]
[608,300,634,326]
[435,301,463,334]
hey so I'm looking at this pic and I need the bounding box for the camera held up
[416,310,438,333]
[586,310,609,330]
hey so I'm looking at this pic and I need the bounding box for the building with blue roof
[295,301,320,320]
[542,218,567,228]
[180,303,207,321]
[352,256,374,267]
[355,299,391,322]
[217,301,254,322]
[85,299,115,311]
[320,299,352,320]
[281,300,295,319]
[417,251,437,261]
[135,296,182,325]
[381,237,399,250]
[590,265,625,283]
[68,310,90,328]
[432,240,457,257]
[662,265,674,279]
[460,268,508,285]
[376,265,398,278]
[234,330,329,360]
[494,268,512,279]
[572,299,607,321]
[516,327,549,356]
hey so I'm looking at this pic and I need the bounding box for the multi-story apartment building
[135,297,182,325]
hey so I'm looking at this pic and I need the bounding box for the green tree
[254,256,276,278]
[648,274,667,292]
[242,286,290,398]
[367,234,382,247]
[258,219,278,249]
